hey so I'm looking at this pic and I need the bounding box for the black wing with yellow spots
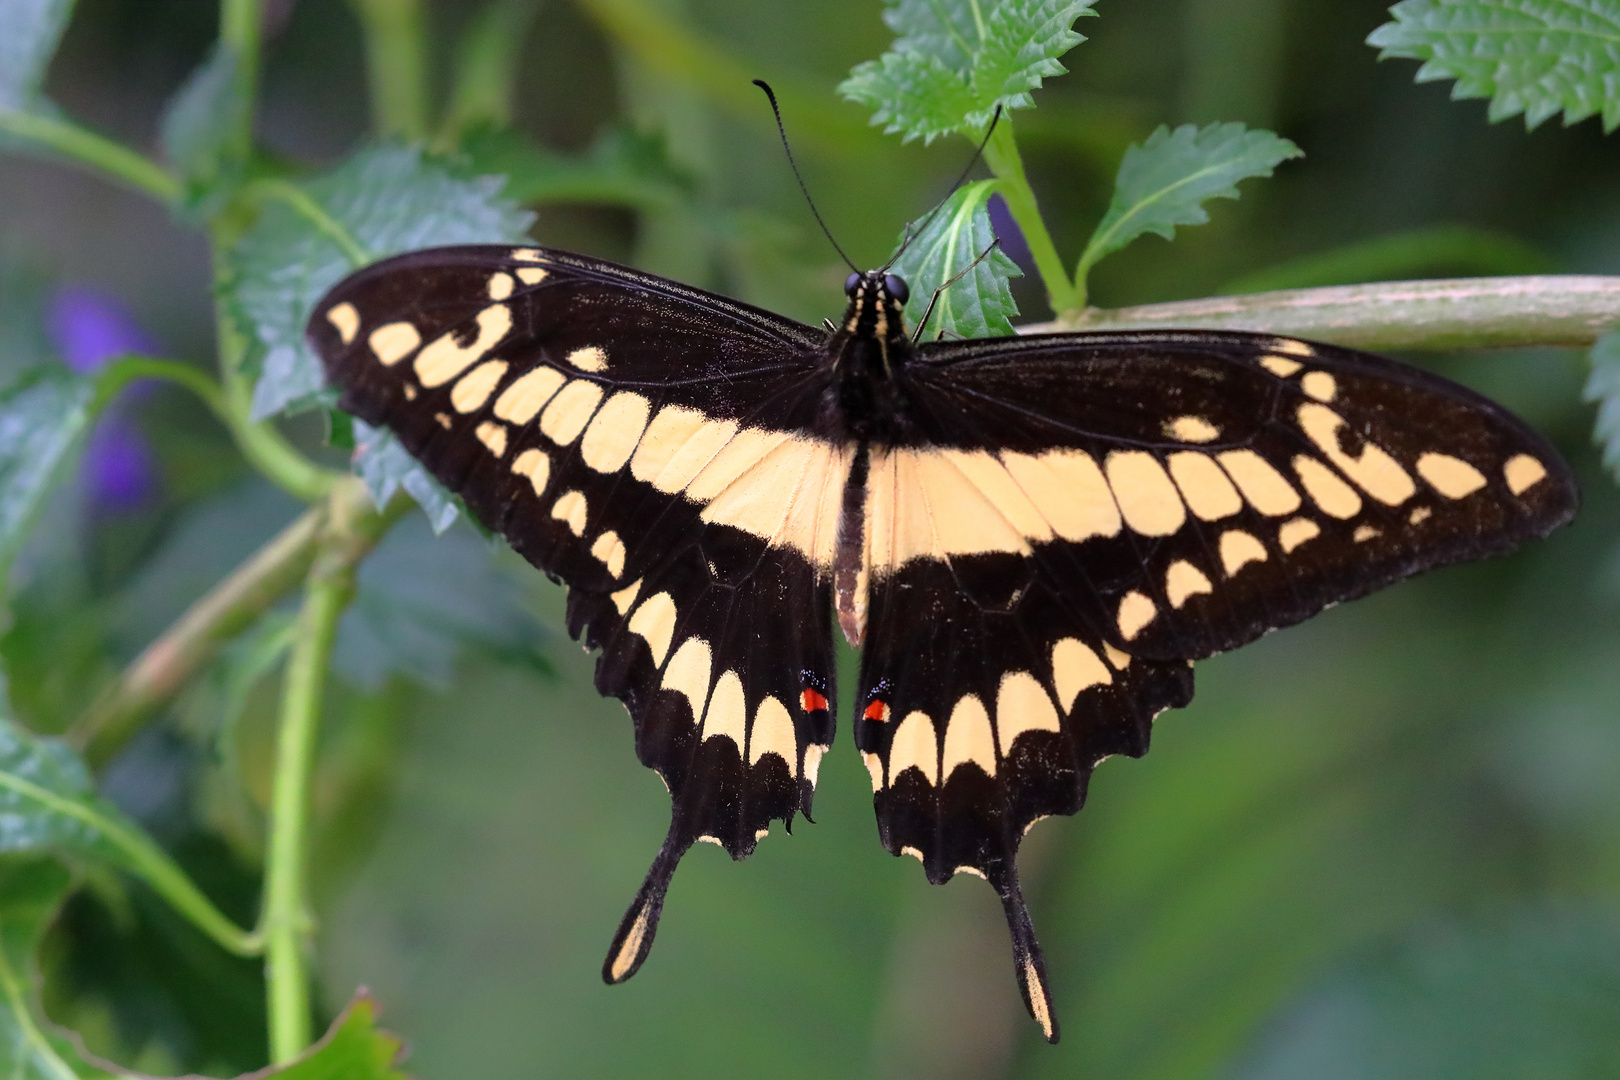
[309,244,1576,1046]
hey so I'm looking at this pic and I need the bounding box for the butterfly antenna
[754,79,859,274]
[882,106,1004,272]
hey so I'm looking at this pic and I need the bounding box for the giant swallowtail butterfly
[309,242,1575,1042]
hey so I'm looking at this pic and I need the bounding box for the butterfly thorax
[827,270,915,441]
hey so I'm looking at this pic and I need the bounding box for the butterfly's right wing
[309,245,851,982]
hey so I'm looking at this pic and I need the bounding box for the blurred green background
[3,1,1620,1078]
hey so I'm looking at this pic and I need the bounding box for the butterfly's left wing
[308,245,849,982]
[852,328,1576,1039]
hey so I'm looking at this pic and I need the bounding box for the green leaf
[1075,121,1301,286]
[334,511,550,688]
[459,124,694,212]
[1368,0,1620,133]
[1231,911,1620,1079]
[231,142,534,423]
[0,711,254,955]
[840,0,1096,143]
[158,42,244,202]
[887,179,1021,339]
[0,858,114,1080]
[0,365,95,587]
[351,420,458,535]
[0,0,73,112]
[231,143,532,528]
[1584,329,1620,480]
[263,993,408,1080]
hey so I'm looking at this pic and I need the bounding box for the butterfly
[309,242,1576,1043]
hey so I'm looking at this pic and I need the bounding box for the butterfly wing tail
[997,870,1060,1044]
[602,828,691,984]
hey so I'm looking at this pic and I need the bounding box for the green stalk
[247,179,372,267]
[981,120,1078,316]
[219,0,264,167]
[263,530,357,1062]
[349,0,431,140]
[0,111,181,203]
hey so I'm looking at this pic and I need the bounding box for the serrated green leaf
[262,993,408,1080]
[351,420,459,534]
[0,365,95,587]
[1368,0,1620,133]
[158,42,244,201]
[0,858,115,1080]
[0,0,74,112]
[840,0,1095,142]
[887,179,1021,339]
[1075,122,1301,285]
[232,142,534,423]
[1583,329,1620,480]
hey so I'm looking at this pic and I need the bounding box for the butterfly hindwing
[308,245,846,978]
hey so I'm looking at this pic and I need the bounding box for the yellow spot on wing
[1116,591,1157,641]
[888,710,938,785]
[493,366,565,423]
[1297,403,1414,505]
[568,345,609,372]
[1273,338,1315,357]
[451,360,508,413]
[1417,452,1487,498]
[942,694,996,779]
[607,900,654,983]
[1218,529,1268,576]
[749,697,797,776]
[1218,450,1302,515]
[1301,371,1336,401]
[475,421,507,457]
[539,379,605,445]
[1353,524,1380,542]
[1167,415,1220,442]
[1261,355,1303,378]
[1504,454,1547,495]
[611,578,641,615]
[627,590,675,665]
[650,416,740,494]
[1278,517,1320,552]
[415,304,512,387]
[863,751,884,792]
[1169,451,1243,520]
[1293,455,1362,518]
[1002,449,1121,541]
[804,744,826,788]
[661,637,712,719]
[369,322,420,366]
[1050,639,1110,714]
[580,392,652,473]
[996,671,1062,756]
[325,302,359,344]
[1165,560,1213,608]
[487,272,514,301]
[701,671,747,749]
[1106,451,1186,537]
[511,248,544,262]
[550,489,588,535]
[511,448,549,495]
[590,530,626,578]
[516,266,547,285]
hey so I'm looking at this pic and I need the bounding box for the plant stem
[247,179,372,267]
[263,478,390,1061]
[349,0,431,140]
[218,0,263,166]
[982,120,1078,315]
[97,356,233,426]
[1022,275,1620,350]
[0,111,181,204]
[74,481,409,769]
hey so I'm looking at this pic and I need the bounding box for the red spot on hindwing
[863,699,890,723]
[802,688,829,713]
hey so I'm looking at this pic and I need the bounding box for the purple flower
[45,286,161,511]
[988,193,1035,277]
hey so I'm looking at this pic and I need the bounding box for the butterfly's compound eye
[845,272,863,296]
[884,274,910,304]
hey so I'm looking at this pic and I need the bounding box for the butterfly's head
[839,270,911,361]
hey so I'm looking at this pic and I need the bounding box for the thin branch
[0,110,182,204]
[982,120,1078,314]
[1021,275,1620,350]
[348,0,431,140]
[247,179,371,267]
